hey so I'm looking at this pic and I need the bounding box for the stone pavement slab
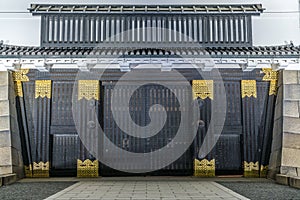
[45,180,249,200]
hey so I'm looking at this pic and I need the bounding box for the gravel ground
[218,181,300,200]
[0,182,75,200]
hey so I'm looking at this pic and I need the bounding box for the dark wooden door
[101,82,193,176]
[195,80,243,175]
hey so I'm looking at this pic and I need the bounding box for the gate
[14,68,276,177]
[101,82,193,176]
[193,69,276,177]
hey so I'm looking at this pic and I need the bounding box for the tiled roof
[29,4,264,15]
[0,44,299,58]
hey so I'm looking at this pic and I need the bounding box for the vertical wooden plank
[100,17,104,42]
[60,16,65,42]
[31,80,52,177]
[41,15,47,44]
[173,17,177,42]
[56,16,60,43]
[111,17,115,42]
[193,16,198,42]
[217,16,224,43]
[198,16,202,42]
[212,17,216,43]
[248,16,253,45]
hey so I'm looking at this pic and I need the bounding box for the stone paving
[45,180,249,200]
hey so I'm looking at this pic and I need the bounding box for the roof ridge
[1,44,299,49]
[29,4,264,14]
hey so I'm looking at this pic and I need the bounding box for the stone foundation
[0,71,23,183]
[269,70,300,180]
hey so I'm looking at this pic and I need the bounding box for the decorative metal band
[35,80,52,99]
[260,165,268,178]
[262,68,279,81]
[269,80,278,96]
[77,159,99,178]
[244,161,259,177]
[192,80,214,100]
[78,80,99,101]
[32,161,50,178]
[12,69,29,82]
[14,81,23,97]
[24,164,33,178]
[25,162,50,178]
[194,159,215,177]
[241,80,257,98]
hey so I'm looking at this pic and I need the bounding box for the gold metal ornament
[14,81,23,97]
[269,80,278,96]
[241,80,257,98]
[12,69,29,97]
[262,68,278,96]
[194,159,215,177]
[12,69,29,82]
[262,68,279,81]
[244,161,259,177]
[192,80,214,100]
[24,164,33,178]
[32,161,50,178]
[35,80,52,99]
[77,159,99,177]
[78,80,99,101]
[260,165,268,178]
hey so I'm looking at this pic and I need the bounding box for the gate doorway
[16,69,275,177]
[101,82,194,176]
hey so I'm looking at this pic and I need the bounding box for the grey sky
[0,0,299,46]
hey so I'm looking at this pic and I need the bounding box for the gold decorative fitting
[35,80,52,99]
[241,80,257,98]
[32,161,50,178]
[192,80,214,100]
[77,159,99,177]
[260,165,268,178]
[24,164,33,178]
[194,159,215,177]
[78,80,99,101]
[12,69,29,82]
[269,80,278,96]
[244,161,259,178]
[14,81,23,97]
[262,68,279,81]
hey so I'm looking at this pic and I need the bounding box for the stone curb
[211,182,250,200]
[0,173,17,186]
[276,174,300,189]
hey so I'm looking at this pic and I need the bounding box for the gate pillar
[269,70,300,182]
[0,70,24,183]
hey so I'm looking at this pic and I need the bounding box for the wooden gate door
[194,80,243,175]
[194,69,277,176]
[101,82,193,176]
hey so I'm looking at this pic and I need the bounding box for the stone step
[0,173,17,186]
[276,174,300,189]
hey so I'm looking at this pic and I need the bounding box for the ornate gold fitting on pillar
[32,161,50,178]
[244,161,259,177]
[77,159,99,178]
[192,80,214,100]
[78,80,99,101]
[260,165,268,178]
[12,69,30,97]
[241,80,257,98]
[262,68,279,96]
[24,164,33,178]
[35,80,52,99]
[194,159,215,177]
